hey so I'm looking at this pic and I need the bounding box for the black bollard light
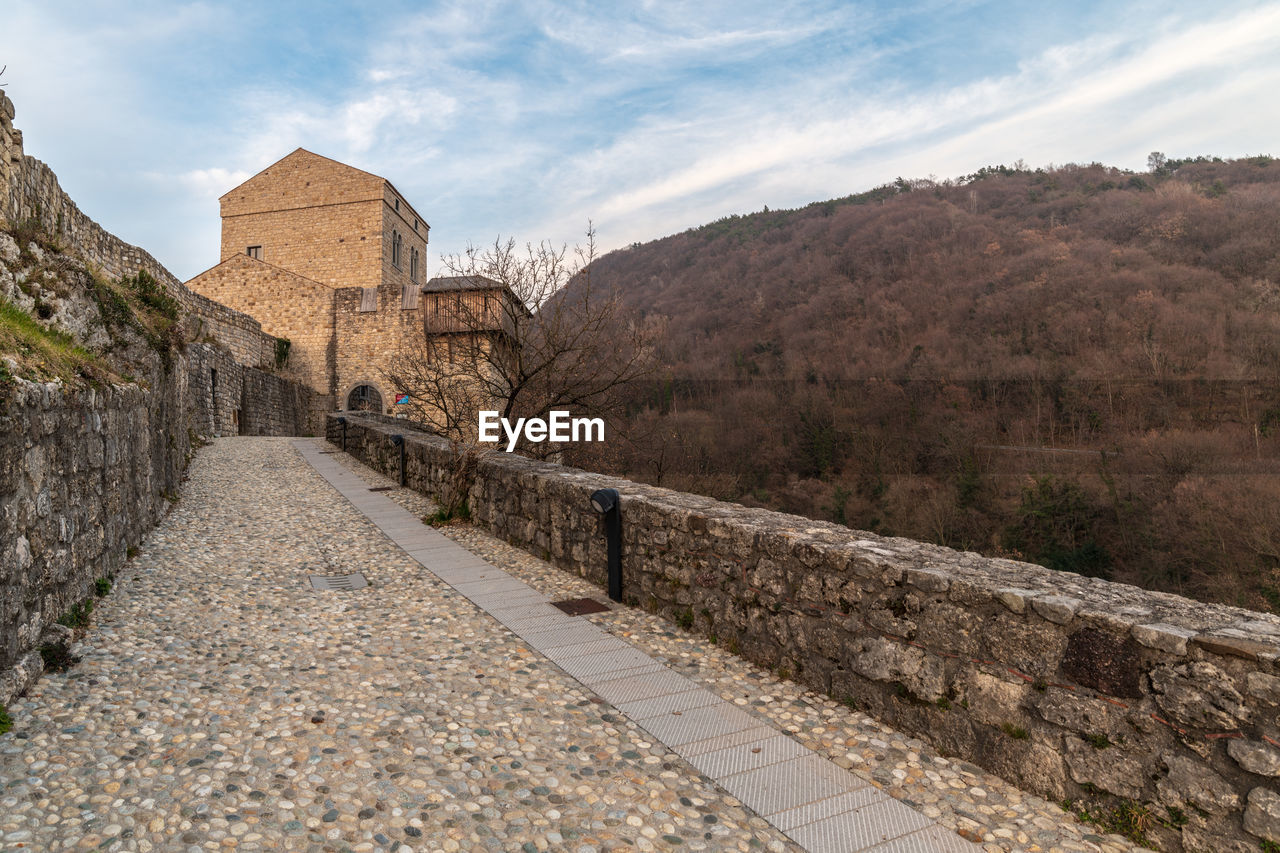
[337,416,347,451]
[590,488,622,602]
[390,434,406,486]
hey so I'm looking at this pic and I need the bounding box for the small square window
[246,245,262,260]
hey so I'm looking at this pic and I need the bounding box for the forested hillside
[568,156,1280,612]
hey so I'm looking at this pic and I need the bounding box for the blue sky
[2,0,1279,281]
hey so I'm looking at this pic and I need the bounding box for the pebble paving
[0,439,798,852]
[323,443,1141,853]
[0,437,1141,853]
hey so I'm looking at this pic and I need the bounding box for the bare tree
[384,224,656,462]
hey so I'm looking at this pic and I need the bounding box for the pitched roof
[421,275,509,292]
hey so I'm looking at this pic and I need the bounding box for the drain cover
[368,486,395,492]
[309,573,369,591]
[551,597,611,616]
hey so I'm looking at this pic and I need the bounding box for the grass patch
[425,501,471,527]
[1062,799,1158,848]
[0,703,11,735]
[92,270,182,365]
[1000,722,1029,740]
[675,608,694,630]
[0,297,107,385]
[1084,732,1111,749]
[94,576,112,597]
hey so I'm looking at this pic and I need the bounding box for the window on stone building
[359,287,378,312]
[246,245,262,260]
[410,248,419,283]
[391,231,402,269]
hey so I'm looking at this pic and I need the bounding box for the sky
[2,0,1279,281]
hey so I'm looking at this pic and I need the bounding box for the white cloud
[175,167,253,199]
[3,0,1279,281]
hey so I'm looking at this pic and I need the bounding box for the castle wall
[333,282,426,412]
[186,254,337,396]
[332,412,1280,852]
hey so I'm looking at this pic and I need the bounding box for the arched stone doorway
[346,384,383,412]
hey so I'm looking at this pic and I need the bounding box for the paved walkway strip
[296,440,982,853]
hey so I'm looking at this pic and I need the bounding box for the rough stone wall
[185,288,275,370]
[186,253,336,395]
[218,149,386,288]
[331,413,1280,851]
[0,369,191,704]
[240,368,317,436]
[0,92,19,211]
[333,282,426,413]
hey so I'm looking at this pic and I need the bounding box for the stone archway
[346,384,383,412]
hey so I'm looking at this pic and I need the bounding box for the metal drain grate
[368,486,395,492]
[551,597,611,616]
[309,573,369,591]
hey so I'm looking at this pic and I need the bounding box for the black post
[391,434,406,486]
[591,488,623,602]
[337,416,347,451]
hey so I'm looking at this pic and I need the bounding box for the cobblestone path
[0,438,1137,853]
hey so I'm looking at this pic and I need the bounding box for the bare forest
[563,155,1280,613]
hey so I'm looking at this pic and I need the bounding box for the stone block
[1034,690,1126,735]
[1245,786,1280,843]
[1064,735,1147,799]
[1059,627,1144,699]
[1132,622,1195,655]
[1157,751,1240,815]
[1150,661,1250,730]
[1032,595,1082,624]
[1246,671,1280,705]
[1195,632,1280,662]
[959,670,1027,727]
[1227,738,1280,777]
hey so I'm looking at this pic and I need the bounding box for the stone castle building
[185,149,507,419]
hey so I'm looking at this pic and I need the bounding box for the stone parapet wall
[330,413,1280,851]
